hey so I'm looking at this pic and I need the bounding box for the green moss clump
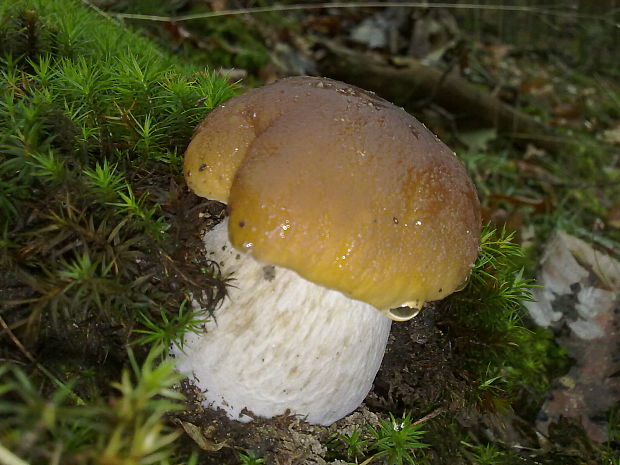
[447,227,569,414]
[0,1,235,462]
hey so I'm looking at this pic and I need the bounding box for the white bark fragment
[525,230,620,339]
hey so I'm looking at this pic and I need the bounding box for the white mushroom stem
[172,219,392,426]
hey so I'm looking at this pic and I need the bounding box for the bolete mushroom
[173,76,480,425]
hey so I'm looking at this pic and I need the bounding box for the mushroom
[173,76,480,425]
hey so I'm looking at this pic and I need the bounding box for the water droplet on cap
[386,302,424,322]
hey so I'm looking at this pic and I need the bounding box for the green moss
[0,1,234,461]
[0,346,185,464]
[448,227,569,412]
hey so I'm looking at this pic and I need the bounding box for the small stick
[413,407,444,426]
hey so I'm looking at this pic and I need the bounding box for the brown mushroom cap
[184,76,481,311]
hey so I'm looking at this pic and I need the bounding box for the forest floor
[1,1,619,464]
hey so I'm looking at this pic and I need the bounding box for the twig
[412,406,444,426]
[109,2,612,24]
[79,0,122,25]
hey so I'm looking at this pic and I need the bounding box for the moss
[0,1,233,461]
[446,228,570,411]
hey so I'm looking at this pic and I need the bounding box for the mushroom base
[172,219,392,425]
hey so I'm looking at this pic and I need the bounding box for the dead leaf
[523,143,546,160]
[491,192,551,214]
[484,43,513,61]
[520,78,553,97]
[515,160,561,186]
[525,231,620,443]
[350,15,389,49]
[209,0,228,11]
[179,420,228,451]
[163,21,192,43]
[163,21,211,51]
[410,9,459,62]
[602,125,620,145]
[553,102,583,119]
[304,15,344,36]
[606,205,620,228]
